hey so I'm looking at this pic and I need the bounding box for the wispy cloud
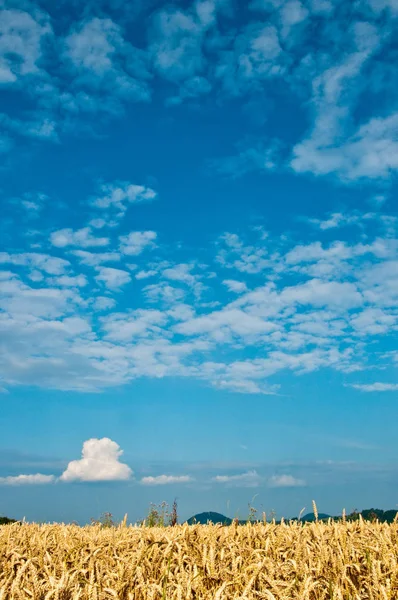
[211,470,261,487]
[0,474,55,486]
[140,474,194,485]
[349,383,398,392]
[267,474,306,487]
[50,228,109,248]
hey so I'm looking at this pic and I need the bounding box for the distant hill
[184,511,332,525]
[300,512,331,522]
[185,512,234,525]
[184,508,398,526]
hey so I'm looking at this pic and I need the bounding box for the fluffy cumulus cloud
[59,438,133,482]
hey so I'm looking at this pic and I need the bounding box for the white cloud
[161,263,205,298]
[0,9,52,84]
[162,263,195,284]
[175,308,278,339]
[102,309,167,341]
[119,231,157,255]
[267,474,306,487]
[95,266,131,289]
[28,270,44,282]
[92,296,116,311]
[72,250,121,266]
[287,26,398,184]
[89,218,107,229]
[135,269,158,280]
[19,192,48,214]
[149,8,206,82]
[216,23,283,96]
[367,0,398,14]
[51,275,88,287]
[0,252,70,275]
[293,112,398,181]
[308,212,364,230]
[93,181,157,216]
[211,470,261,487]
[1,214,397,396]
[222,279,248,293]
[310,0,333,15]
[280,0,309,39]
[50,228,109,248]
[140,474,194,485]
[144,282,186,304]
[59,438,133,482]
[64,17,151,106]
[0,473,55,485]
[350,383,398,392]
[281,279,363,309]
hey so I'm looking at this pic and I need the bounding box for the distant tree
[383,510,398,523]
[0,516,17,525]
[346,508,360,522]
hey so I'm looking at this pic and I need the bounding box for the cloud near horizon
[0,438,308,489]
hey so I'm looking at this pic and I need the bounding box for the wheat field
[1,512,398,599]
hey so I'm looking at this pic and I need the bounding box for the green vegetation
[0,516,17,525]
[2,499,398,528]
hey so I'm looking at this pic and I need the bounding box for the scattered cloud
[223,279,248,293]
[0,252,70,275]
[18,192,49,215]
[0,8,52,84]
[119,231,157,255]
[63,16,151,110]
[92,181,157,217]
[50,228,109,248]
[0,207,397,395]
[95,266,131,289]
[72,250,121,266]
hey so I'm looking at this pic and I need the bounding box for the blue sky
[1,0,398,526]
